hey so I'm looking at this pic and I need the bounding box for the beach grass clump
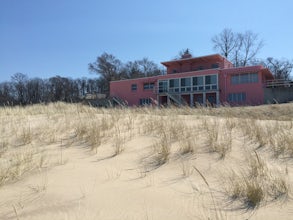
[224,153,290,209]
[270,130,293,159]
[203,119,232,159]
[179,137,197,156]
[152,132,171,167]
[0,146,46,187]
[112,125,125,156]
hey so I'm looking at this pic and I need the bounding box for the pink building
[110,53,274,106]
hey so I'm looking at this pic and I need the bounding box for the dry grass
[0,102,292,219]
[202,119,232,159]
[179,137,197,156]
[151,132,171,167]
[0,146,46,186]
[224,152,290,209]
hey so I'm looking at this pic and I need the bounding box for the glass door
[158,80,168,93]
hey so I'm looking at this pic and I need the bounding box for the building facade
[110,54,274,106]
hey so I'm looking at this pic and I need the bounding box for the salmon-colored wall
[110,76,159,106]
[110,55,273,106]
[219,66,266,105]
[110,69,221,106]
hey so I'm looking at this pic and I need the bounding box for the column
[203,93,206,106]
[216,91,220,106]
[190,94,194,107]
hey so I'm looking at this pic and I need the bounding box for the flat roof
[161,54,228,67]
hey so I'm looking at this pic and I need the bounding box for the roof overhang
[161,54,227,67]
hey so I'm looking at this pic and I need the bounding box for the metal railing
[112,96,128,107]
[154,85,218,94]
[168,93,184,105]
[265,79,293,88]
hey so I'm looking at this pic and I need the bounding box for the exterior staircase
[167,93,183,105]
[112,96,128,107]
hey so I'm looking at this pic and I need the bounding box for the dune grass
[0,102,292,219]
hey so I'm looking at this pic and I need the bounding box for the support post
[190,94,194,107]
[216,91,220,106]
[203,93,206,106]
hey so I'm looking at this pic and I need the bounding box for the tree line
[0,73,104,105]
[0,56,164,106]
[88,54,165,94]
[1,28,292,106]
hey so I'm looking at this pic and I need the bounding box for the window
[131,84,137,91]
[181,78,191,92]
[212,63,219,69]
[180,78,191,87]
[231,73,258,85]
[158,80,168,93]
[139,98,152,105]
[205,75,217,90]
[169,78,179,92]
[228,93,246,103]
[192,76,203,86]
[143,82,154,90]
[205,75,217,85]
[205,75,211,84]
[192,76,204,91]
[169,79,179,88]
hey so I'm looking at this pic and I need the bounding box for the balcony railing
[155,84,218,94]
[265,79,293,88]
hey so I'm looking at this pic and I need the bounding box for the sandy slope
[0,104,292,220]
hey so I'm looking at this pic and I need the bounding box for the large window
[158,74,218,94]
[131,84,137,91]
[205,75,217,90]
[228,93,246,103]
[169,78,180,92]
[169,79,179,87]
[193,76,203,85]
[205,75,217,85]
[192,76,204,91]
[158,80,168,93]
[231,73,258,85]
[181,78,191,92]
[143,82,154,90]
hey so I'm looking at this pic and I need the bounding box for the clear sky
[1,0,293,82]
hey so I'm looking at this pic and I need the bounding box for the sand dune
[0,103,292,219]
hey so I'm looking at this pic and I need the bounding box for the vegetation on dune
[0,102,292,217]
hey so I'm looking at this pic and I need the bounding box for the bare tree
[88,53,123,95]
[0,82,15,105]
[212,28,239,60]
[122,61,142,79]
[11,73,28,105]
[264,57,293,80]
[237,31,264,66]
[26,78,44,104]
[88,53,123,81]
[212,29,264,67]
[137,58,164,77]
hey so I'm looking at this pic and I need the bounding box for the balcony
[155,84,218,94]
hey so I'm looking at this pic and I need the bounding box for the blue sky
[1,0,293,82]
